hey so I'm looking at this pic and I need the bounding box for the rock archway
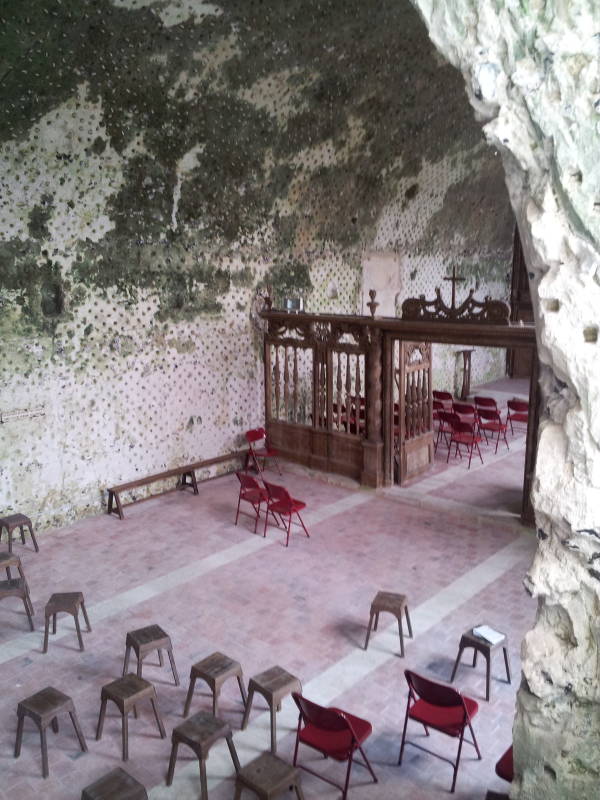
[410,1,600,796]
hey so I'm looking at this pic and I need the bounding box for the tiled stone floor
[0,441,536,799]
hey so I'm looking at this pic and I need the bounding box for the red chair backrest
[478,408,502,423]
[433,399,444,411]
[507,400,528,413]
[452,402,476,416]
[438,411,459,427]
[453,420,476,435]
[474,395,497,409]
[405,670,465,710]
[433,390,453,402]
[292,692,349,733]
[236,471,261,491]
[246,427,266,444]
[263,480,292,506]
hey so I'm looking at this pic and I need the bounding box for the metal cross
[443,265,466,309]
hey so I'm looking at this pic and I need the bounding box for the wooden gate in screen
[261,288,538,524]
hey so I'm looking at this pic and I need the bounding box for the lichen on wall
[409,0,600,796]
[1,0,513,527]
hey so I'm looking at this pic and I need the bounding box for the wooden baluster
[421,367,429,433]
[345,353,352,434]
[336,352,343,430]
[355,357,362,437]
[410,370,418,439]
[292,347,298,423]
[274,346,281,420]
[319,355,327,427]
[283,346,290,421]
[416,370,422,435]
[408,373,414,439]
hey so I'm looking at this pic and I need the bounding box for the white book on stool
[472,624,504,645]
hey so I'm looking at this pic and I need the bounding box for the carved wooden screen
[265,319,368,479]
[393,340,434,484]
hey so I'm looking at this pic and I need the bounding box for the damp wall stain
[0,0,514,527]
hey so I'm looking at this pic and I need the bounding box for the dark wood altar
[261,308,538,523]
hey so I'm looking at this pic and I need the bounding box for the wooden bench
[107,452,246,520]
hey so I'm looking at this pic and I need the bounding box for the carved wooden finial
[367,289,379,318]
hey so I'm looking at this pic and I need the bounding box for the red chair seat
[408,696,479,737]
[495,745,513,782]
[242,488,268,504]
[509,413,528,423]
[480,421,505,433]
[252,446,277,458]
[268,499,306,514]
[452,432,481,445]
[299,710,372,761]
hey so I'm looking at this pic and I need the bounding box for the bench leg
[450,645,465,683]
[183,675,197,718]
[166,741,179,786]
[167,647,180,686]
[96,697,107,740]
[503,647,512,683]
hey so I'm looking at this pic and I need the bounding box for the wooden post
[361,327,384,487]
[522,347,539,525]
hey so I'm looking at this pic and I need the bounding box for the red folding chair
[452,402,477,426]
[435,410,459,453]
[495,745,513,783]
[478,408,509,453]
[292,692,377,799]
[398,670,481,793]
[245,427,282,475]
[234,472,270,533]
[506,400,529,434]
[263,481,309,547]
[474,395,498,413]
[433,390,453,411]
[447,420,483,469]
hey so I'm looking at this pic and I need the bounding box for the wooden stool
[43,591,91,652]
[450,626,511,701]
[0,550,27,581]
[183,651,247,718]
[234,752,305,799]
[123,624,179,685]
[81,767,148,800]
[364,591,413,657]
[241,666,302,754]
[15,686,87,778]
[0,513,39,553]
[0,578,34,631]
[96,673,166,761]
[166,710,241,800]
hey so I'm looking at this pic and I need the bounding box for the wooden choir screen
[393,341,434,484]
[264,318,369,480]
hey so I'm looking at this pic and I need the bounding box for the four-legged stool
[0,550,27,581]
[123,624,179,685]
[450,626,511,701]
[184,651,247,718]
[0,577,34,630]
[81,767,148,799]
[43,591,91,652]
[234,752,305,800]
[166,710,240,799]
[0,513,39,553]
[96,673,166,761]
[15,686,87,778]
[364,591,413,657]
[241,666,302,754]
